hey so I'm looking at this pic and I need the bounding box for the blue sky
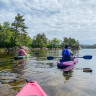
[0,0,96,45]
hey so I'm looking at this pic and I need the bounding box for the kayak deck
[57,58,78,67]
[16,81,47,96]
[14,54,30,60]
[62,64,75,71]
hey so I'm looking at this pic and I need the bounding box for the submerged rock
[83,68,92,72]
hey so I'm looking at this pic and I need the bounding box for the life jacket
[62,49,71,61]
[62,49,70,56]
[19,49,24,56]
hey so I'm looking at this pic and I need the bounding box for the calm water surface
[0,49,96,96]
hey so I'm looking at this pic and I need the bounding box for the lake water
[0,49,96,96]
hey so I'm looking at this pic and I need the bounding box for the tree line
[81,44,96,49]
[0,13,80,49]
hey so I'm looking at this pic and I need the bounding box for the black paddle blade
[47,56,54,60]
[83,55,92,59]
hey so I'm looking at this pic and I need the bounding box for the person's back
[62,49,71,61]
[62,49,70,56]
[62,45,73,61]
[19,49,24,56]
[19,45,28,57]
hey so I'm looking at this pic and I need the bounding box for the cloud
[0,0,96,44]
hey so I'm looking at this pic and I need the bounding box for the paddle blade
[83,55,92,59]
[47,56,54,60]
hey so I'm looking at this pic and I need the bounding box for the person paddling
[19,45,28,58]
[62,45,73,61]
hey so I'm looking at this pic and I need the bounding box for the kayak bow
[16,81,47,96]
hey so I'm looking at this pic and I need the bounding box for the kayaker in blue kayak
[62,45,73,61]
[19,45,28,58]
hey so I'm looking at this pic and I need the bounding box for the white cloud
[0,0,96,44]
[0,0,10,4]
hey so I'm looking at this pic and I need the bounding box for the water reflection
[63,70,73,81]
[0,59,26,81]
[0,53,28,96]
[8,79,25,91]
[47,63,54,68]
[58,65,75,83]
[0,49,96,96]
[13,59,27,75]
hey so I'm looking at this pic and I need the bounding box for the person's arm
[23,50,28,58]
[62,50,64,56]
[69,50,74,56]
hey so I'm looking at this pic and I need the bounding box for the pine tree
[12,13,28,46]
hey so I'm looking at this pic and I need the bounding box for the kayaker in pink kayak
[19,45,28,58]
[62,45,73,61]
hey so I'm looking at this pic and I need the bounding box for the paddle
[47,55,92,60]
[76,55,92,59]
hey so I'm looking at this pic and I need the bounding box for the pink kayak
[62,64,75,71]
[16,81,47,96]
[57,58,78,68]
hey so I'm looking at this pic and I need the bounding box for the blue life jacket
[62,49,70,56]
[62,49,71,61]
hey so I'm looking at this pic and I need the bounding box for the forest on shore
[0,13,80,49]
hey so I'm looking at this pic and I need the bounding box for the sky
[0,0,96,45]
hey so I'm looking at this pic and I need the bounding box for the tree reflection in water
[59,65,75,83]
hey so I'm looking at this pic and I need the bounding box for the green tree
[31,33,47,48]
[12,13,28,46]
[0,22,12,47]
[61,37,80,49]
[47,38,60,48]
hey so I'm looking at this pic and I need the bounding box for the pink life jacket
[19,49,24,56]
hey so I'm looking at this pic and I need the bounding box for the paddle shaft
[47,55,92,60]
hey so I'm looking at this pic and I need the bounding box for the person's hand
[70,53,74,56]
